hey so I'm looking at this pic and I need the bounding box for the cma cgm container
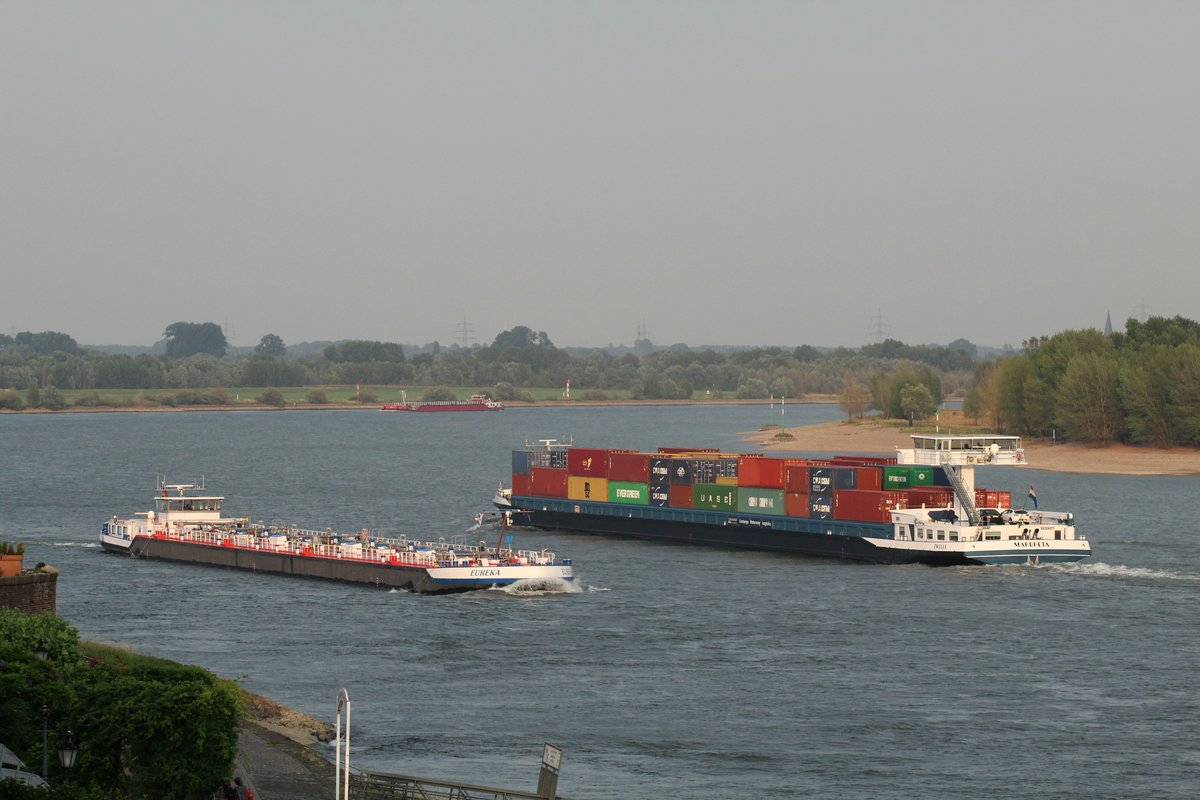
[649,458,672,485]
[649,485,671,507]
[809,493,834,520]
[737,487,786,516]
[609,452,651,483]
[568,448,609,477]
[693,484,738,512]
[809,467,834,495]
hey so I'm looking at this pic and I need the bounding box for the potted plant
[0,539,25,577]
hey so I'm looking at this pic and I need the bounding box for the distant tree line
[0,322,986,413]
[964,315,1200,446]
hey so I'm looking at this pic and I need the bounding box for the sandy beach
[748,414,1200,476]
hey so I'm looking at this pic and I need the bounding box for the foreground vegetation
[0,608,241,799]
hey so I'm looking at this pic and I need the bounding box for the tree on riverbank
[964,315,1200,446]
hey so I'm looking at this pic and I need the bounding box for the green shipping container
[737,487,786,516]
[693,483,738,511]
[882,466,910,489]
[908,466,935,486]
[608,481,650,505]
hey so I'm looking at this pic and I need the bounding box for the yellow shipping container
[567,476,609,502]
[715,476,739,485]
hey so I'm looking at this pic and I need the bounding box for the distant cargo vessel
[496,435,1091,566]
[102,481,572,593]
[382,393,503,412]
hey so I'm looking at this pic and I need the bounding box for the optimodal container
[737,487,785,516]
[608,481,650,505]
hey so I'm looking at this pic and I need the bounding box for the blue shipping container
[512,450,532,475]
[809,467,833,495]
[809,492,834,520]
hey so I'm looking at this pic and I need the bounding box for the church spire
[1104,310,1113,336]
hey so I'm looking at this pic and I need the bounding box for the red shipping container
[608,452,651,483]
[856,467,882,491]
[738,456,786,488]
[568,448,609,477]
[908,487,953,507]
[974,488,1012,508]
[784,461,810,492]
[669,484,694,508]
[529,467,568,498]
[834,490,910,523]
[511,473,531,496]
[785,491,810,517]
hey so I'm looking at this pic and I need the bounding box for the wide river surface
[3,405,1197,799]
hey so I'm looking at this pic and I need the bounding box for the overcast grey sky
[3,2,1197,349]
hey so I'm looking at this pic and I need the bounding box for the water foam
[1044,561,1199,583]
[492,577,579,595]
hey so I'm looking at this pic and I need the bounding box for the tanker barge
[496,435,1090,566]
[102,481,573,593]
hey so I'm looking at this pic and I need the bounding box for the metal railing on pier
[352,770,574,800]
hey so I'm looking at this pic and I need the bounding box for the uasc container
[693,483,738,511]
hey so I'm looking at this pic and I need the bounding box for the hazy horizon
[4,3,1197,349]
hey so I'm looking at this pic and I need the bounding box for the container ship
[382,393,503,412]
[496,435,1090,566]
[101,481,573,593]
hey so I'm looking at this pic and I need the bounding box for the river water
[3,405,1197,799]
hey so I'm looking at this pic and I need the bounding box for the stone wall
[0,566,58,615]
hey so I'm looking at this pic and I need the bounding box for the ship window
[1055,530,1061,540]
[937,530,945,541]
[949,532,958,541]
[917,528,924,539]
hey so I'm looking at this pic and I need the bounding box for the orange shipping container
[738,456,786,488]
[785,491,810,517]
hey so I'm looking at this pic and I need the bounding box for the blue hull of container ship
[507,495,971,566]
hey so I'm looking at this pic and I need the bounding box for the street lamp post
[335,689,351,800]
[41,705,48,779]
[58,731,79,770]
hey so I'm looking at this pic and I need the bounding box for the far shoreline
[5,397,1195,476]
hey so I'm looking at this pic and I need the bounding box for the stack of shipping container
[510,447,1017,524]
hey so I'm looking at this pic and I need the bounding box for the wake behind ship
[102,481,573,593]
[497,435,1090,566]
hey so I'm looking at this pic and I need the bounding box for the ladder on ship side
[942,463,979,525]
